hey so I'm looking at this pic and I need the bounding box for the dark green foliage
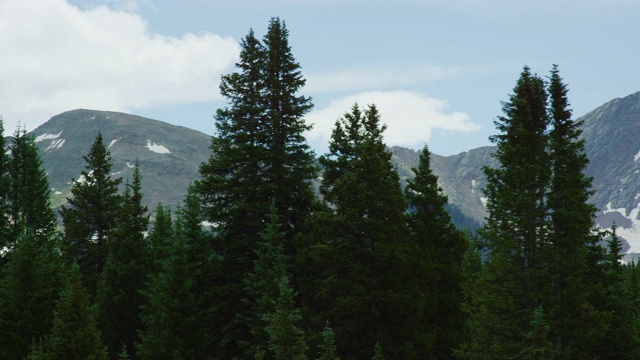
[462,66,616,359]
[196,17,316,357]
[546,65,599,358]
[138,188,214,360]
[589,225,640,359]
[520,306,557,360]
[96,161,149,359]
[7,129,56,239]
[147,203,173,265]
[264,276,307,360]
[0,233,64,360]
[317,327,340,360]
[372,342,385,360]
[245,202,307,359]
[243,202,290,356]
[60,133,122,295]
[465,67,551,358]
[43,263,108,360]
[406,145,467,358]
[301,103,420,359]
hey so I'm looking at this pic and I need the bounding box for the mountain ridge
[27,92,640,255]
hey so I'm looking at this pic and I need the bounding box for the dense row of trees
[1,17,639,359]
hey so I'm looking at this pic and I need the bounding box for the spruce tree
[465,67,550,358]
[405,144,467,359]
[138,189,213,360]
[96,162,149,359]
[60,133,122,295]
[7,129,56,239]
[546,64,599,357]
[301,104,417,359]
[317,327,340,360]
[147,203,173,267]
[244,202,306,358]
[43,263,108,360]
[0,233,64,360]
[196,18,317,357]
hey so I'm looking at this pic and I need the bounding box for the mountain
[31,109,212,211]
[581,91,640,255]
[389,91,640,256]
[28,93,640,256]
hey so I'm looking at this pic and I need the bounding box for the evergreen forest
[2,18,639,360]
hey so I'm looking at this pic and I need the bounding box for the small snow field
[146,140,171,154]
[35,131,63,143]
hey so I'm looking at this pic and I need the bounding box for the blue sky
[1,0,638,156]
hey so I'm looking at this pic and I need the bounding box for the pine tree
[196,18,317,357]
[138,189,214,360]
[96,161,149,359]
[520,306,556,359]
[60,133,122,295]
[43,263,108,360]
[0,233,64,360]
[147,203,173,266]
[7,129,56,239]
[405,144,467,358]
[244,202,306,358]
[546,64,599,358]
[317,327,340,360]
[465,67,550,358]
[372,342,385,360]
[301,104,417,359]
[591,225,640,359]
[264,276,308,360]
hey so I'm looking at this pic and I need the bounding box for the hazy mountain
[29,92,640,255]
[31,109,211,211]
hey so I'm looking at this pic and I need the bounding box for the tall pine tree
[60,133,122,296]
[406,144,467,359]
[464,67,550,358]
[0,233,64,360]
[196,18,317,357]
[300,104,419,359]
[546,64,599,358]
[7,129,56,239]
[96,162,150,359]
[40,263,108,360]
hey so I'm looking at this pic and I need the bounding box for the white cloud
[0,0,239,132]
[306,64,466,93]
[305,90,480,154]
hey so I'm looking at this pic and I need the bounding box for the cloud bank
[305,90,480,154]
[0,0,239,131]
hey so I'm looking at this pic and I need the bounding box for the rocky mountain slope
[29,92,640,255]
[31,109,211,211]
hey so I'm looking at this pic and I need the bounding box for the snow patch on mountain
[471,179,476,193]
[108,137,121,148]
[44,138,65,151]
[127,162,135,168]
[35,131,62,143]
[146,140,171,154]
[603,202,640,254]
[635,149,640,162]
[480,197,487,207]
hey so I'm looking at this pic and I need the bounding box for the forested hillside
[1,18,639,360]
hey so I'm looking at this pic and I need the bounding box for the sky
[1,0,639,156]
